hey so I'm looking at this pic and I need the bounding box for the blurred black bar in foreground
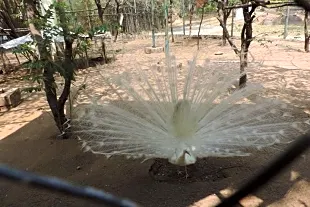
[294,0,310,11]
[0,164,140,207]
[216,132,310,207]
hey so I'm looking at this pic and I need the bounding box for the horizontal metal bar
[0,164,140,207]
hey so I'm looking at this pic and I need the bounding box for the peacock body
[71,55,310,166]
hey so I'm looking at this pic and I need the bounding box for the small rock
[144,46,164,54]
[76,166,81,170]
[214,51,224,55]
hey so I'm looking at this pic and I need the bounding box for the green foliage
[70,0,99,30]
[228,0,242,6]
[17,1,90,93]
[203,1,218,12]
[12,43,38,62]
[12,42,44,86]
[73,38,91,60]
[89,25,109,36]
[203,0,241,12]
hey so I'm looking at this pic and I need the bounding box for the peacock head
[167,100,198,166]
[168,148,197,166]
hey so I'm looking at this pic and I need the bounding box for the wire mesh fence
[66,5,165,34]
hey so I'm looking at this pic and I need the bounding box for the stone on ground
[0,88,22,111]
[144,46,164,54]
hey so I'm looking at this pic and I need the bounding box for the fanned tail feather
[71,56,310,165]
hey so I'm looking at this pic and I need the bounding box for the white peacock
[71,55,310,168]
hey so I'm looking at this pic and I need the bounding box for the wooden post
[134,0,137,32]
[284,6,290,39]
[151,0,156,47]
[189,3,194,37]
[14,53,20,65]
[182,0,185,35]
[231,9,234,37]
[84,0,92,30]
[197,6,205,50]
[304,10,309,52]
[164,0,170,57]
[169,0,174,43]
[1,49,7,73]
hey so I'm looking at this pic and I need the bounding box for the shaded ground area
[0,112,309,207]
[1,36,310,206]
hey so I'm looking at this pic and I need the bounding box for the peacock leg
[185,165,189,179]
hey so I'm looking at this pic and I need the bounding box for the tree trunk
[231,9,234,36]
[56,0,75,137]
[151,0,156,47]
[217,0,256,87]
[114,0,124,42]
[83,0,92,30]
[169,0,174,42]
[217,2,239,55]
[189,4,194,37]
[197,2,207,50]
[239,43,247,87]
[222,13,228,45]
[304,10,309,52]
[1,50,8,73]
[239,1,256,87]
[133,0,138,32]
[223,9,232,46]
[217,1,231,46]
[94,0,109,62]
[25,1,60,132]
[94,0,104,22]
[222,0,229,46]
[25,0,73,138]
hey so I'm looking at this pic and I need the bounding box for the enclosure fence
[67,6,165,34]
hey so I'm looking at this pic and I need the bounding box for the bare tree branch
[197,2,208,49]
[217,17,240,55]
[225,1,297,9]
[294,0,310,11]
[267,2,298,8]
[217,0,240,54]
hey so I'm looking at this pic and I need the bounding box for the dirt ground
[1,36,310,207]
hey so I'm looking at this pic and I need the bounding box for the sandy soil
[1,36,310,207]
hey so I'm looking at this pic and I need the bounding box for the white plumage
[71,55,310,166]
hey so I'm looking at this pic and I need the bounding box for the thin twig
[217,16,240,55]
[197,6,206,50]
